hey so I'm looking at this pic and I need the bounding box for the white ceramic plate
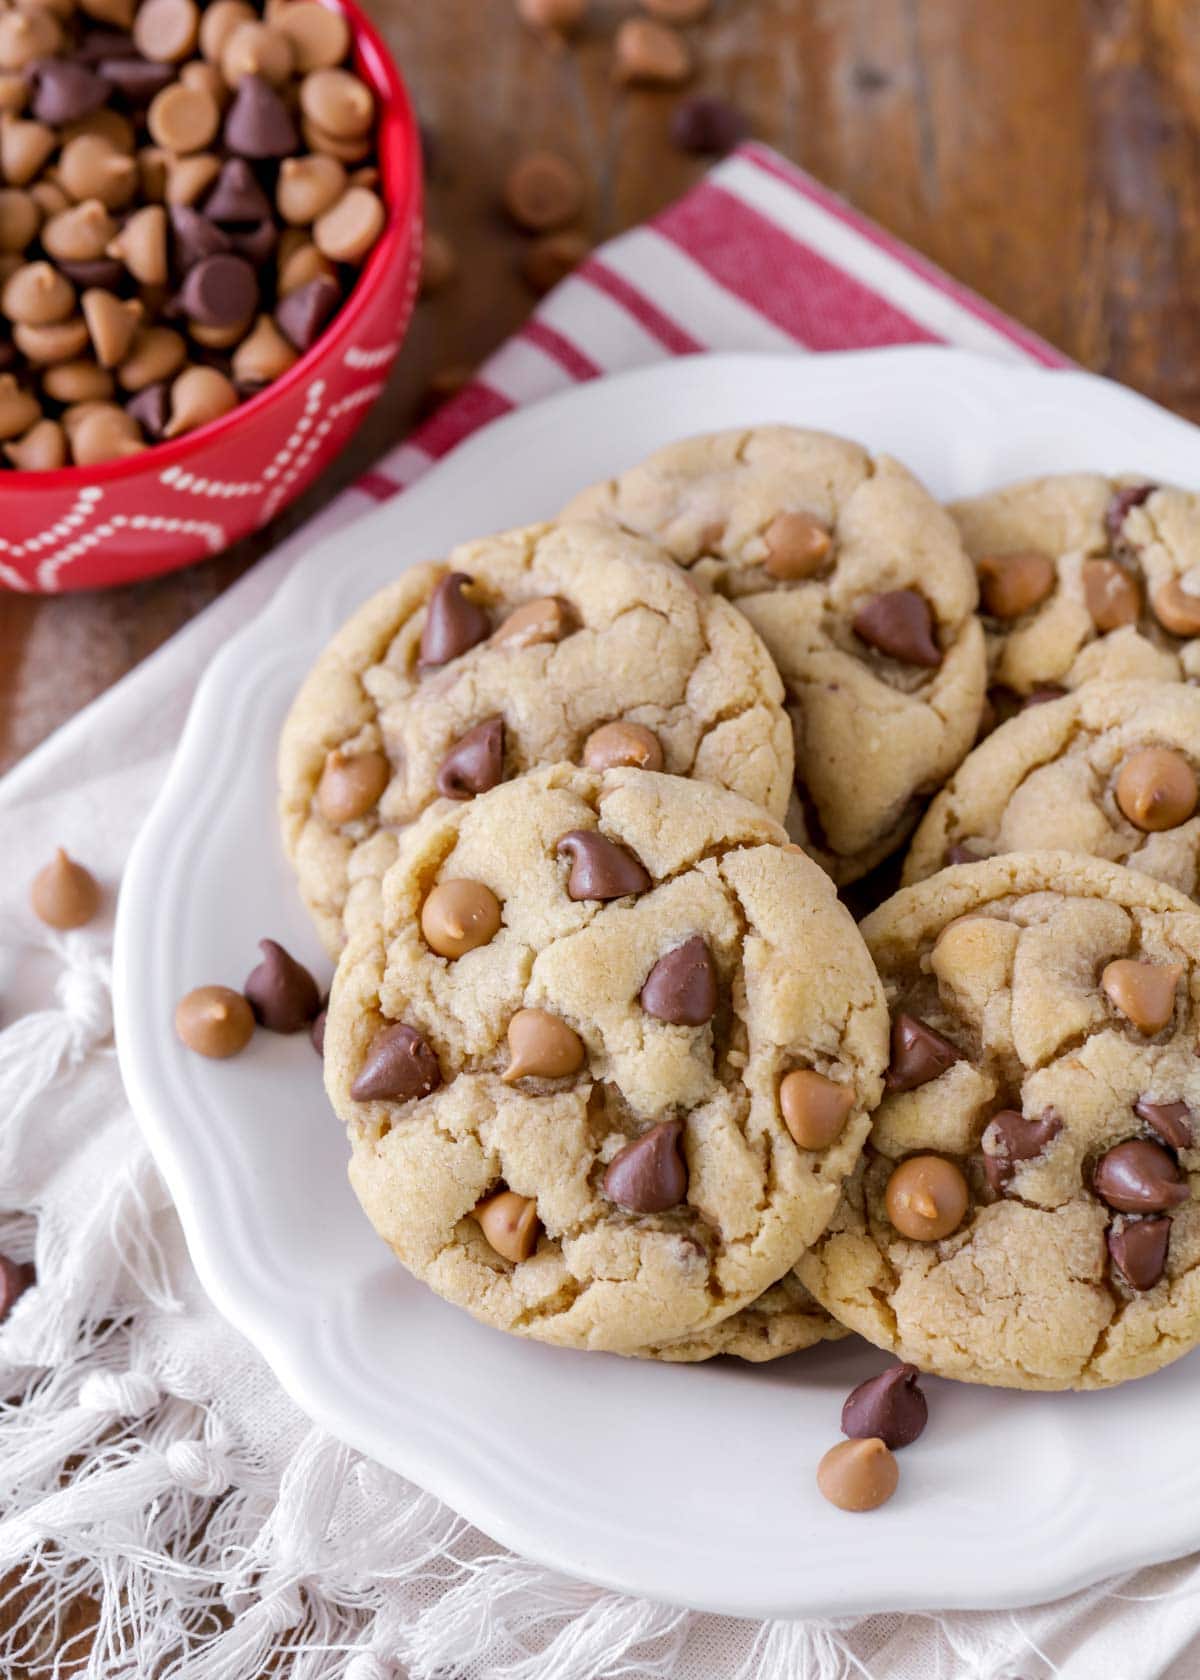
[115,349,1200,1620]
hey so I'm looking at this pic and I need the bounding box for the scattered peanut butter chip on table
[175,984,255,1059]
[817,1438,899,1512]
[321,764,889,1353]
[614,17,692,85]
[30,847,101,928]
[503,150,583,231]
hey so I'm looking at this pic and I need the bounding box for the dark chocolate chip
[203,158,272,225]
[0,1253,35,1322]
[30,60,112,125]
[557,829,652,901]
[1107,1215,1171,1291]
[1134,1097,1194,1151]
[981,1108,1063,1193]
[243,938,321,1033]
[852,589,942,667]
[603,1119,687,1213]
[841,1363,928,1449]
[175,252,258,327]
[170,205,231,271]
[275,273,341,352]
[885,1012,959,1092]
[57,257,125,289]
[418,571,489,667]
[230,219,278,264]
[310,1007,326,1058]
[351,1022,441,1102]
[1106,483,1155,547]
[223,73,299,160]
[98,58,174,101]
[669,94,749,155]
[436,716,504,799]
[1093,1139,1189,1214]
[78,29,135,62]
[126,380,170,439]
[640,935,717,1026]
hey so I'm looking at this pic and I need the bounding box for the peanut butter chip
[45,359,114,402]
[885,1155,969,1241]
[175,984,255,1059]
[1082,557,1140,631]
[503,151,583,232]
[1101,958,1182,1035]
[299,67,374,139]
[70,402,145,463]
[221,21,294,87]
[134,0,201,63]
[14,317,89,364]
[1115,747,1198,832]
[420,228,456,295]
[0,189,38,254]
[0,373,42,439]
[763,511,832,579]
[502,1008,585,1082]
[164,152,221,206]
[313,185,384,263]
[1151,577,1200,638]
[58,135,137,209]
[3,261,73,326]
[614,17,692,84]
[473,1190,539,1263]
[30,847,101,928]
[518,0,587,29]
[0,10,61,72]
[817,1438,899,1513]
[42,200,117,263]
[108,204,168,285]
[82,288,142,367]
[118,323,185,389]
[976,550,1056,619]
[231,313,297,386]
[277,153,345,224]
[273,0,349,71]
[581,720,664,772]
[199,0,255,63]
[164,364,238,436]
[489,595,570,649]
[6,418,65,469]
[421,879,502,959]
[779,1069,854,1150]
[148,82,220,152]
[0,116,56,186]
[316,748,389,825]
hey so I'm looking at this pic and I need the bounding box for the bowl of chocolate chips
[0,0,421,592]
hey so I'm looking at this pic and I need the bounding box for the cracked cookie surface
[324,765,888,1354]
[951,473,1200,700]
[279,520,794,956]
[904,681,1200,895]
[645,1271,845,1363]
[563,426,986,883]
[797,852,1200,1389]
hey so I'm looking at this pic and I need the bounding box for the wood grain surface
[3,0,1199,774]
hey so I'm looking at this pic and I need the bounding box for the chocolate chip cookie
[563,426,987,882]
[323,764,889,1354]
[797,852,1200,1389]
[905,681,1200,895]
[279,520,794,955]
[952,473,1200,703]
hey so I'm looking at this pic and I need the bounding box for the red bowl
[0,0,422,595]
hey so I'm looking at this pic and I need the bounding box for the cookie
[951,473,1200,702]
[797,852,1200,1389]
[646,1271,846,1363]
[563,426,987,882]
[905,681,1200,893]
[323,765,889,1354]
[279,519,794,955]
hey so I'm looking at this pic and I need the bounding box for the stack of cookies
[277,426,1200,1400]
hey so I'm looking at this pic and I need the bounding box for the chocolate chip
[99,58,175,101]
[175,251,257,326]
[852,588,941,667]
[557,829,651,901]
[669,93,749,155]
[885,1012,959,1092]
[842,1364,928,1449]
[1107,1215,1171,1291]
[58,256,124,288]
[79,30,136,63]
[275,272,340,351]
[603,1119,687,1212]
[126,379,169,438]
[230,218,278,263]
[1134,1097,1194,1151]
[30,61,112,125]
[170,205,231,270]
[436,716,504,799]
[351,1022,442,1102]
[224,72,298,158]
[419,572,490,668]
[1093,1139,1189,1214]
[310,1007,326,1057]
[202,157,272,223]
[639,935,717,1025]
[1105,482,1155,548]
[0,1253,35,1322]
[243,937,320,1033]
[981,1108,1063,1194]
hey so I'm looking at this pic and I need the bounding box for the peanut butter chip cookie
[951,473,1200,702]
[905,681,1200,894]
[797,852,1200,1390]
[323,766,888,1354]
[279,521,794,955]
[645,1271,846,1363]
[563,426,987,882]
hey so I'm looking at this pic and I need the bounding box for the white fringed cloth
[4,147,1200,1679]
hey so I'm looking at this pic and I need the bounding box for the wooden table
[3,0,1198,774]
